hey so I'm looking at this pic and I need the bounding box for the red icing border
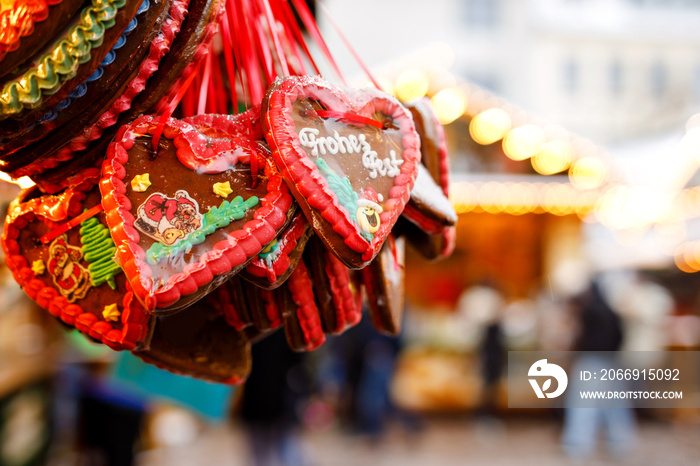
[1,185,149,350]
[11,0,191,178]
[153,1,224,115]
[244,212,308,286]
[0,0,61,61]
[100,114,293,311]
[323,247,361,334]
[286,261,325,351]
[263,76,420,266]
[401,203,449,235]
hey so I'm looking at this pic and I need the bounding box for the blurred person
[478,310,505,416]
[561,280,636,459]
[240,330,312,466]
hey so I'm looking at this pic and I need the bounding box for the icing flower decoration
[102,303,121,322]
[356,188,383,235]
[213,181,233,198]
[131,173,151,192]
[31,259,45,276]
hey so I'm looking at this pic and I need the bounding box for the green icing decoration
[146,195,260,264]
[315,158,372,241]
[80,215,122,290]
[0,0,126,116]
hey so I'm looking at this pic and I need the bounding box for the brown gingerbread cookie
[0,0,86,77]
[0,0,172,154]
[134,294,252,384]
[361,234,405,335]
[100,113,295,313]
[277,261,325,352]
[241,211,312,290]
[403,98,456,260]
[303,235,362,335]
[1,180,151,350]
[262,75,421,269]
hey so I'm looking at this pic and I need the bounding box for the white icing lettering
[297,126,404,178]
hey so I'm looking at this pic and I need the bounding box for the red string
[41,204,105,244]
[261,0,289,77]
[310,110,383,129]
[269,0,307,75]
[219,10,238,112]
[318,2,383,91]
[289,0,346,85]
[275,0,320,75]
[197,51,212,115]
[387,234,402,272]
[151,59,202,150]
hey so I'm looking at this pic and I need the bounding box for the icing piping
[263,75,421,266]
[31,259,46,275]
[79,215,122,290]
[145,195,260,264]
[0,0,128,116]
[0,0,63,60]
[130,173,151,192]
[33,0,151,125]
[0,186,149,351]
[300,127,403,179]
[213,181,233,198]
[101,113,292,311]
[102,303,120,321]
[12,0,190,177]
[314,158,372,241]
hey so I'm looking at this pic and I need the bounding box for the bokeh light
[431,88,467,125]
[531,141,573,175]
[569,156,607,190]
[503,125,545,161]
[469,108,511,145]
[395,69,429,103]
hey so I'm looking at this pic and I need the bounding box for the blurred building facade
[323,0,700,143]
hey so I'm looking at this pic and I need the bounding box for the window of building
[650,60,667,97]
[563,58,579,95]
[464,0,500,27]
[609,59,623,96]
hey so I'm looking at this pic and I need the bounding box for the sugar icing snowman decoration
[356,188,383,235]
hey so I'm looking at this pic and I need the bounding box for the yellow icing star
[102,303,121,322]
[131,173,151,192]
[31,259,45,275]
[213,181,233,198]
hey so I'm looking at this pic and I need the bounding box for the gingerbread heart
[134,292,252,385]
[1,182,150,350]
[240,211,312,290]
[361,234,405,335]
[403,99,456,260]
[304,235,362,335]
[277,260,325,352]
[214,275,284,334]
[262,76,421,268]
[402,164,457,233]
[100,112,294,313]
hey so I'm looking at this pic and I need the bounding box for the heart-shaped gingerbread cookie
[100,112,294,313]
[403,99,456,259]
[240,211,312,290]
[262,76,421,268]
[2,182,150,350]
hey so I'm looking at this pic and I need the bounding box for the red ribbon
[387,234,402,272]
[41,204,105,244]
[309,110,383,129]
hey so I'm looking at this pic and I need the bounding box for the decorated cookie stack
[0,0,458,383]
